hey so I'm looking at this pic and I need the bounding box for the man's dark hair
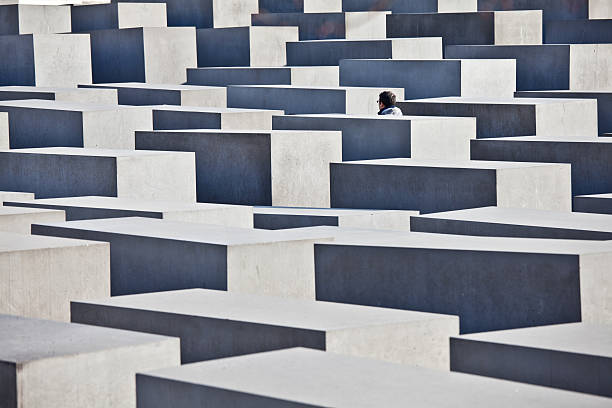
[378,91,396,108]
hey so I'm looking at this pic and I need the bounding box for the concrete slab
[411,206,612,240]
[79,82,226,107]
[0,112,7,150]
[89,27,197,84]
[339,59,516,99]
[590,0,612,19]
[471,136,612,196]
[0,4,71,34]
[341,0,475,13]
[197,26,298,67]
[451,323,612,397]
[446,44,612,91]
[135,129,341,207]
[72,288,458,368]
[286,37,442,66]
[0,33,92,87]
[0,206,65,234]
[0,147,196,201]
[71,2,166,31]
[0,191,34,204]
[0,99,152,149]
[313,229,612,332]
[112,0,258,28]
[254,207,418,231]
[0,314,180,408]
[136,348,611,407]
[515,90,612,135]
[32,217,336,298]
[574,193,612,214]
[227,85,405,115]
[477,0,588,21]
[0,232,109,321]
[259,0,342,13]
[330,158,572,213]
[187,66,339,87]
[272,113,475,161]
[252,11,389,41]
[4,196,253,228]
[0,85,118,104]
[545,18,612,44]
[396,97,598,139]
[387,11,542,45]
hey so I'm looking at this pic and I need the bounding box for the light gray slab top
[0,191,34,202]
[149,105,283,114]
[290,37,438,44]
[229,85,401,91]
[254,206,418,217]
[415,206,612,232]
[456,323,612,358]
[405,97,594,105]
[0,86,111,94]
[82,83,225,91]
[76,288,455,331]
[142,129,337,135]
[0,99,144,112]
[338,157,565,169]
[6,196,248,213]
[4,147,189,158]
[0,231,104,253]
[476,135,607,143]
[0,206,63,217]
[576,193,612,199]
[0,314,176,364]
[273,113,472,122]
[34,217,337,246]
[142,348,611,407]
[517,90,612,95]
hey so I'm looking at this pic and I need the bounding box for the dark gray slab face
[477,0,588,21]
[574,194,612,215]
[196,27,251,67]
[446,44,569,91]
[255,212,339,229]
[0,35,36,86]
[450,323,612,397]
[71,3,122,32]
[410,206,612,240]
[343,0,437,12]
[252,12,346,40]
[188,67,293,86]
[89,28,146,83]
[228,86,348,114]
[136,348,612,407]
[80,83,181,105]
[470,136,612,196]
[545,19,612,44]
[111,0,213,27]
[515,91,612,135]
[313,233,612,333]
[286,39,395,66]
[387,12,494,45]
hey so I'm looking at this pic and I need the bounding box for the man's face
[378,100,385,110]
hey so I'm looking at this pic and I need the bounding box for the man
[377,91,403,116]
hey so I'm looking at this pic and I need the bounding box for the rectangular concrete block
[32,217,335,298]
[0,85,118,104]
[197,26,299,67]
[411,206,612,240]
[135,348,612,407]
[254,207,418,231]
[187,66,339,87]
[314,230,612,332]
[0,99,153,149]
[272,113,476,161]
[228,85,405,115]
[438,0,477,12]
[590,0,612,19]
[135,129,341,207]
[471,136,612,196]
[0,4,71,34]
[287,37,442,66]
[330,158,572,213]
[0,232,109,321]
[252,11,388,41]
[0,206,64,234]
[0,191,34,204]
[339,59,516,99]
[150,106,282,131]
[0,33,92,87]
[446,44,612,91]
[0,112,7,150]
[545,19,612,44]
[72,288,458,369]
[0,147,196,201]
[342,0,437,12]
[4,196,253,228]
[258,0,342,13]
[0,314,180,408]
[574,193,612,214]
[79,83,226,107]
[477,0,588,21]
[89,27,197,84]
[397,97,598,139]
[71,2,167,31]
[387,11,542,45]
[450,323,612,397]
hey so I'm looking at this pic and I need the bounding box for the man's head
[378,91,396,110]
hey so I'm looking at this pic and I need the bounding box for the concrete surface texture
[135,348,612,407]
[135,129,341,207]
[590,0,612,19]
[71,2,167,31]
[254,207,418,230]
[477,0,589,21]
[187,66,340,87]
[0,191,35,203]
[0,232,109,321]
[3,195,253,227]
[0,111,7,149]
[450,323,612,397]
[0,314,180,408]
[0,4,71,35]
[0,205,65,234]
[0,85,119,104]
[71,288,458,368]
[258,0,342,13]
[0,99,153,149]
[545,18,612,44]
[574,193,612,214]
[272,113,475,161]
